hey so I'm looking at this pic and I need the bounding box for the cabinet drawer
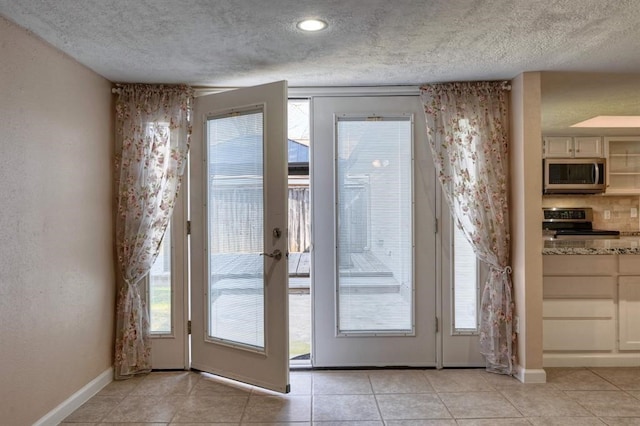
[543,319,615,351]
[544,255,617,275]
[543,299,614,318]
[543,276,615,298]
[619,256,640,275]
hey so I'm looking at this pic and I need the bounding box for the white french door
[149,88,484,375]
[189,81,290,392]
[311,96,438,367]
[147,185,189,369]
[439,207,486,367]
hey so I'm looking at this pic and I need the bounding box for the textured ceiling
[542,72,640,137]
[2,0,640,87]
[2,0,640,134]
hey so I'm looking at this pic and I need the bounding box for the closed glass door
[336,115,413,334]
[312,95,437,367]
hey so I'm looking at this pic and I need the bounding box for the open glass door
[190,81,290,393]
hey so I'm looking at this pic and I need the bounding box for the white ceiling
[2,0,640,134]
[2,0,640,87]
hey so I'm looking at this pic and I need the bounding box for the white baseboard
[514,365,547,383]
[34,366,113,426]
[544,353,640,368]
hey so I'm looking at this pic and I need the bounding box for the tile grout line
[490,378,531,420]
[97,373,145,424]
[587,365,640,399]
[309,370,314,424]
[237,388,251,425]
[63,368,640,424]
[368,372,385,423]
[168,371,202,424]
[428,374,458,422]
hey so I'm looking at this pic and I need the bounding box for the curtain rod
[112,82,511,95]
[111,84,237,95]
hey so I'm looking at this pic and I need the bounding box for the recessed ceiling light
[571,116,640,127]
[297,19,328,32]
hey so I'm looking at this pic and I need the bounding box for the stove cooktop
[543,207,620,240]
[553,229,620,240]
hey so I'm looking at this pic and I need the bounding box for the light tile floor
[61,367,640,425]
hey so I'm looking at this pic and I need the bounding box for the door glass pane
[336,116,413,333]
[207,109,265,350]
[149,224,171,334]
[453,223,478,332]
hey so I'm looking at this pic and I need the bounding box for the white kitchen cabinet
[543,299,615,351]
[543,256,616,353]
[544,254,617,275]
[574,137,603,157]
[604,136,640,195]
[543,136,602,158]
[543,254,640,366]
[618,256,640,350]
[618,276,640,350]
[544,137,573,157]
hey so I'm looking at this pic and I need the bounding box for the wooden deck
[288,252,310,277]
[340,252,393,277]
[211,251,398,293]
[213,251,392,278]
[209,252,409,336]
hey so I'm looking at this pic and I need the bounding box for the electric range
[542,207,620,240]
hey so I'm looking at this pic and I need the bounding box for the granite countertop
[543,237,640,255]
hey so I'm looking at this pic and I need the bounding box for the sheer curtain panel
[114,84,194,379]
[420,81,515,375]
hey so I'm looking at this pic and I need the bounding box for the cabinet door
[604,136,640,195]
[573,137,602,158]
[619,276,640,350]
[544,137,573,158]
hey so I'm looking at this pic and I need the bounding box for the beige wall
[510,72,544,376]
[0,16,114,425]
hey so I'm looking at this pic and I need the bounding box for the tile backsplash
[542,195,640,232]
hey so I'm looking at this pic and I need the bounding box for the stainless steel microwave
[543,158,606,194]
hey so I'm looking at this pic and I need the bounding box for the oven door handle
[593,162,600,185]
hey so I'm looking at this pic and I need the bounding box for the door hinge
[187,320,192,335]
[435,316,439,333]
[186,221,191,235]
[434,218,438,234]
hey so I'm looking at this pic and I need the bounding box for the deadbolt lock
[273,227,282,239]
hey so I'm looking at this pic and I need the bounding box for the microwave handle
[593,162,600,185]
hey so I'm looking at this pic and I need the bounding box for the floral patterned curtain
[420,81,515,375]
[114,84,194,379]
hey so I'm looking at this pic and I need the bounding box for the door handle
[260,249,282,260]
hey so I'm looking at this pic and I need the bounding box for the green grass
[290,340,311,359]
[150,284,171,333]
